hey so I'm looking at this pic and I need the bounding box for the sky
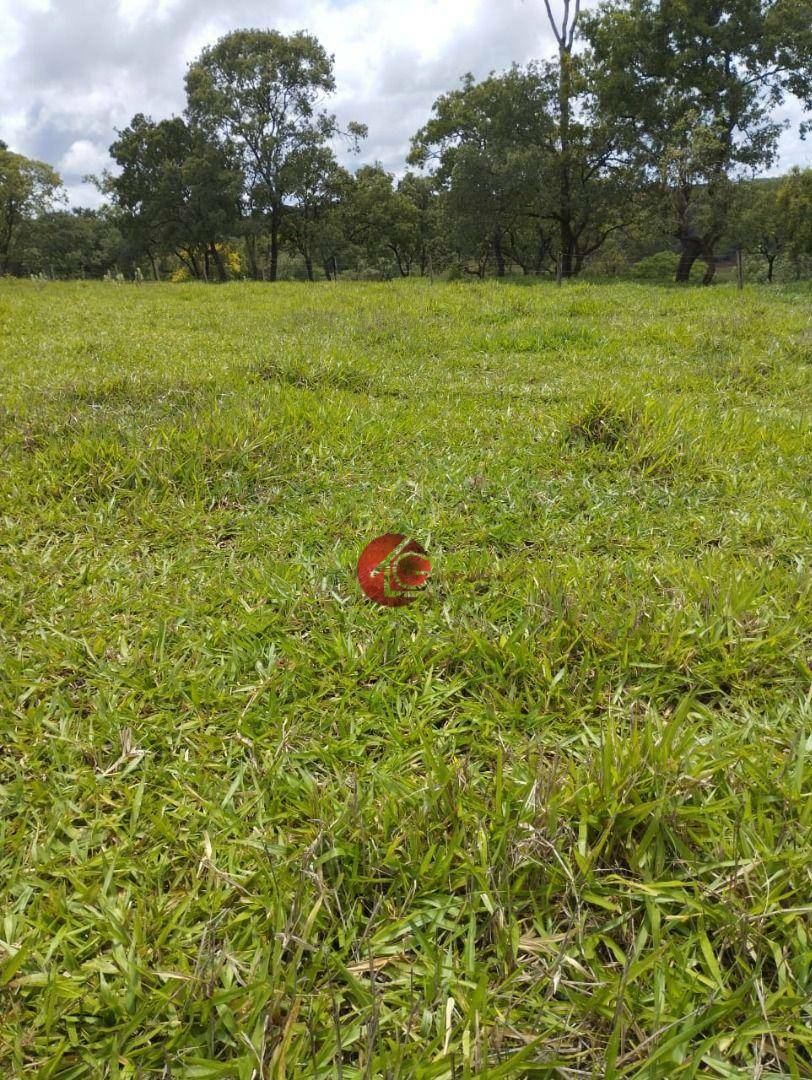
[1,0,809,209]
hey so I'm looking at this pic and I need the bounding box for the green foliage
[7,16,812,287]
[281,143,350,280]
[410,62,636,278]
[0,146,63,274]
[730,177,790,281]
[585,0,812,281]
[1,278,810,1076]
[12,208,124,278]
[338,165,422,278]
[185,29,366,282]
[410,67,556,276]
[630,250,702,283]
[106,114,241,281]
[777,167,812,260]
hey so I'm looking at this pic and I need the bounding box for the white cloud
[0,0,807,208]
[63,179,106,208]
[58,139,109,176]
[767,98,811,174]
[117,0,179,30]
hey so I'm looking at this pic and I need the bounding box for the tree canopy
[5,3,812,284]
[106,114,241,280]
[584,0,812,280]
[185,29,366,281]
[0,145,63,275]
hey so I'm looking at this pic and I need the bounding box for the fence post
[556,254,563,286]
[736,248,744,290]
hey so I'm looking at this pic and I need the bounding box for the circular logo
[357,533,431,607]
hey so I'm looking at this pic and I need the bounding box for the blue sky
[1,0,808,208]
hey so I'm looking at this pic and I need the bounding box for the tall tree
[542,0,580,275]
[0,143,62,275]
[339,165,422,277]
[283,141,349,280]
[106,114,240,280]
[410,67,553,276]
[397,172,443,277]
[732,177,788,282]
[410,64,633,277]
[185,29,365,282]
[536,0,640,277]
[584,0,812,282]
[777,166,812,276]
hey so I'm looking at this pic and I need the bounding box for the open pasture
[1,279,811,1077]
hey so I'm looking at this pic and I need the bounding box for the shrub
[629,250,704,283]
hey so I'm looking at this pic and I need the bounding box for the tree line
[2,0,812,285]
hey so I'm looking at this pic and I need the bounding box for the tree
[0,143,63,275]
[777,167,812,276]
[185,29,365,282]
[542,0,583,275]
[410,67,554,277]
[338,165,422,277]
[731,178,787,281]
[410,61,636,278]
[13,208,124,278]
[397,172,443,277]
[533,1,643,277]
[283,141,349,280]
[106,114,241,280]
[584,0,812,283]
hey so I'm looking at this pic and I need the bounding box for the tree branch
[566,0,581,50]
[542,0,564,46]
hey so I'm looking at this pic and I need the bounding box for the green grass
[1,278,810,1078]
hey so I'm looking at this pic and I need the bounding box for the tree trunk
[493,232,506,277]
[675,236,702,283]
[557,43,576,279]
[558,217,578,277]
[322,258,332,281]
[534,236,548,275]
[210,242,227,282]
[0,209,17,275]
[246,233,261,280]
[766,254,775,283]
[182,250,202,279]
[701,240,716,285]
[148,251,160,281]
[268,205,282,282]
[560,240,574,278]
[304,251,314,282]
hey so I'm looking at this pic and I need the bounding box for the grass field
[1,278,811,1078]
